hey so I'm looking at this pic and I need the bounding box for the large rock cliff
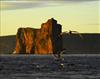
[14,18,62,54]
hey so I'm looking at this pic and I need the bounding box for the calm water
[0,54,100,79]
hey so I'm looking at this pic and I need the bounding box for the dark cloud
[1,0,99,10]
[1,1,49,10]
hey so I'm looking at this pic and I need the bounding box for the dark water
[0,54,100,79]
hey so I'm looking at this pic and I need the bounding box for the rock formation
[13,18,62,55]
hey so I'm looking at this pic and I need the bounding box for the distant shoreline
[0,34,100,54]
[1,54,100,57]
[0,33,100,37]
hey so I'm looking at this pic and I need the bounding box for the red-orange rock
[13,18,62,55]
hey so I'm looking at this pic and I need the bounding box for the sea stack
[14,18,62,54]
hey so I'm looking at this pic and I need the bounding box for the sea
[0,54,100,79]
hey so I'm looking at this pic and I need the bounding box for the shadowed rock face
[14,18,62,54]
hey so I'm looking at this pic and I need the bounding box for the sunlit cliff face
[41,20,52,39]
[15,28,34,54]
[14,19,52,54]
[34,19,53,54]
[24,28,34,54]
[14,18,62,55]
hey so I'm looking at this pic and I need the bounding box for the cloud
[1,1,47,10]
[0,0,99,10]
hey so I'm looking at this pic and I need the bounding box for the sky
[0,0,100,36]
